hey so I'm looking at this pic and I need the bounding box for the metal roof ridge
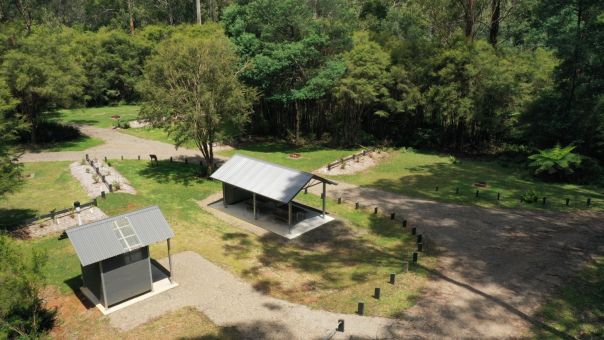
[66,205,161,233]
[229,153,334,184]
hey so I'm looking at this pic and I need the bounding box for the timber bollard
[475,190,479,198]
[357,302,365,315]
[417,243,423,252]
[390,212,395,220]
[412,252,418,263]
[355,202,359,209]
[337,320,344,332]
[304,187,307,194]
[138,155,140,160]
[85,154,89,161]
[587,198,591,206]
[104,156,107,162]
[121,155,123,160]
[402,219,407,228]
[435,186,439,191]
[417,234,422,244]
[411,227,416,235]
[566,198,570,206]
[374,207,378,214]
[338,197,342,204]
[108,184,113,192]
[93,198,98,206]
[542,197,547,205]
[101,191,106,199]
[185,158,188,164]
[497,192,501,200]
[402,261,409,272]
[170,157,173,162]
[374,287,381,299]
[389,273,396,284]
[455,187,459,194]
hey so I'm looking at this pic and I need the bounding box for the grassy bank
[17,159,434,319]
[57,105,140,128]
[331,149,604,212]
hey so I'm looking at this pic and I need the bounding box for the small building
[209,154,337,239]
[66,205,176,314]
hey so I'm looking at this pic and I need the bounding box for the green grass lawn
[57,105,140,128]
[216,142,359,172]
[28,135,104,152]
[332,148,604,212]
[0,162,89,228]
[120,126,198,149]
[17,159,433,318]
[533,256,604,339]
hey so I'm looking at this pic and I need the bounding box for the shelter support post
[253,193,257,220]
[288,201,292,232]
[222,183,227,208]
[167,238,173,283]
[322,181,326,218]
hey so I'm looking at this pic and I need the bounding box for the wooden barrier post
[402,219,407,228]
[411,227,417,235]
[566,198,570,206]
[587,198,591,206]
[355,202,359,209]
[374,287,381,299]
[390,212,395,220]
[337,197,342,204]
[101,191,106,199]
[357,302,365,315]
[374,207,378,214]
[412,252,418,263]
[389,273,396,284]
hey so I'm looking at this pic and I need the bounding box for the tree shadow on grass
[137,160,206,186]
[0,208,37,231]
[179,320,294,340]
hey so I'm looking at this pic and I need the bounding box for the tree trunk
[294,100,301,144]
[127,0,135,34]
[464,0,476,41]
[195,0,202,24]
[489,0,500,46]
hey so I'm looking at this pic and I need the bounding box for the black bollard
[389,273,396,284]
[412,252,418,263]
[402,219,407,228]
[337,320,344,332]
[304,187,307,194]
[455,187,459,194]
[587,198,591,206]
[566,198,570,206]
[390,212,395,220]
[542,197,547,205]
[435,186,439,191]
[417,243,423,252]
[73,201,80,208]
[411,227,417,235]
[185,158,188,164]
[475,190,479,198]
[108,184,113,192]
[417,234,423,244]
[355,202,359,209]
[121,155,123,160]
[497,192,500,200]
[93,198,98,206]
[170,156,173,162]
[357,302,365,315]
[85,154,89,161]
[374,207,378,214]
[101,191,106,199]
[374,287,381,299]
[138,155,140,160]
[338,197,342,204]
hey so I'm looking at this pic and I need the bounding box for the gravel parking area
[308,181,604,338]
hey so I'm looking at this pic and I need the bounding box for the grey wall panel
[101,247,152,307]
[224,184,252,204]
[82,263,102,302]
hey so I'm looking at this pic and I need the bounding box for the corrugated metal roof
[210,154,320,203]
[66,206,174,266]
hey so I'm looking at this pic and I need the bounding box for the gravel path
[20,125,228,163]
[109,251,409,339]
[309,181,604,338]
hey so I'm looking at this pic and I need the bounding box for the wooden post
[357,302,364,315]
[167,238,174,283]
[337,197,342,204]
[355,202,359,209]
[390,212,395,220]
[253,193,257,220]
[222,183,227,208]
[389,273,396,284]
[322,182,326,218]
[374,207,378,214]
[374,287,381,299]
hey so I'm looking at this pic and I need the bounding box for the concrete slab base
[80,277,178,315]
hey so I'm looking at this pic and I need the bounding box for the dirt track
[20,125,228,162]
[309,181,604,338]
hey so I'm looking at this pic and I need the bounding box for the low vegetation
[533,256,604,339]
[0,162,89,229]
[57,105,140,129]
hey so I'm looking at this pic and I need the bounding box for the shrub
[18,121,83,145]
[528,145,583,181]
[521,190,539,203]
[0,235,56,338]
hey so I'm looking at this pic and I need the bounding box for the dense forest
[0,0,603,163]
